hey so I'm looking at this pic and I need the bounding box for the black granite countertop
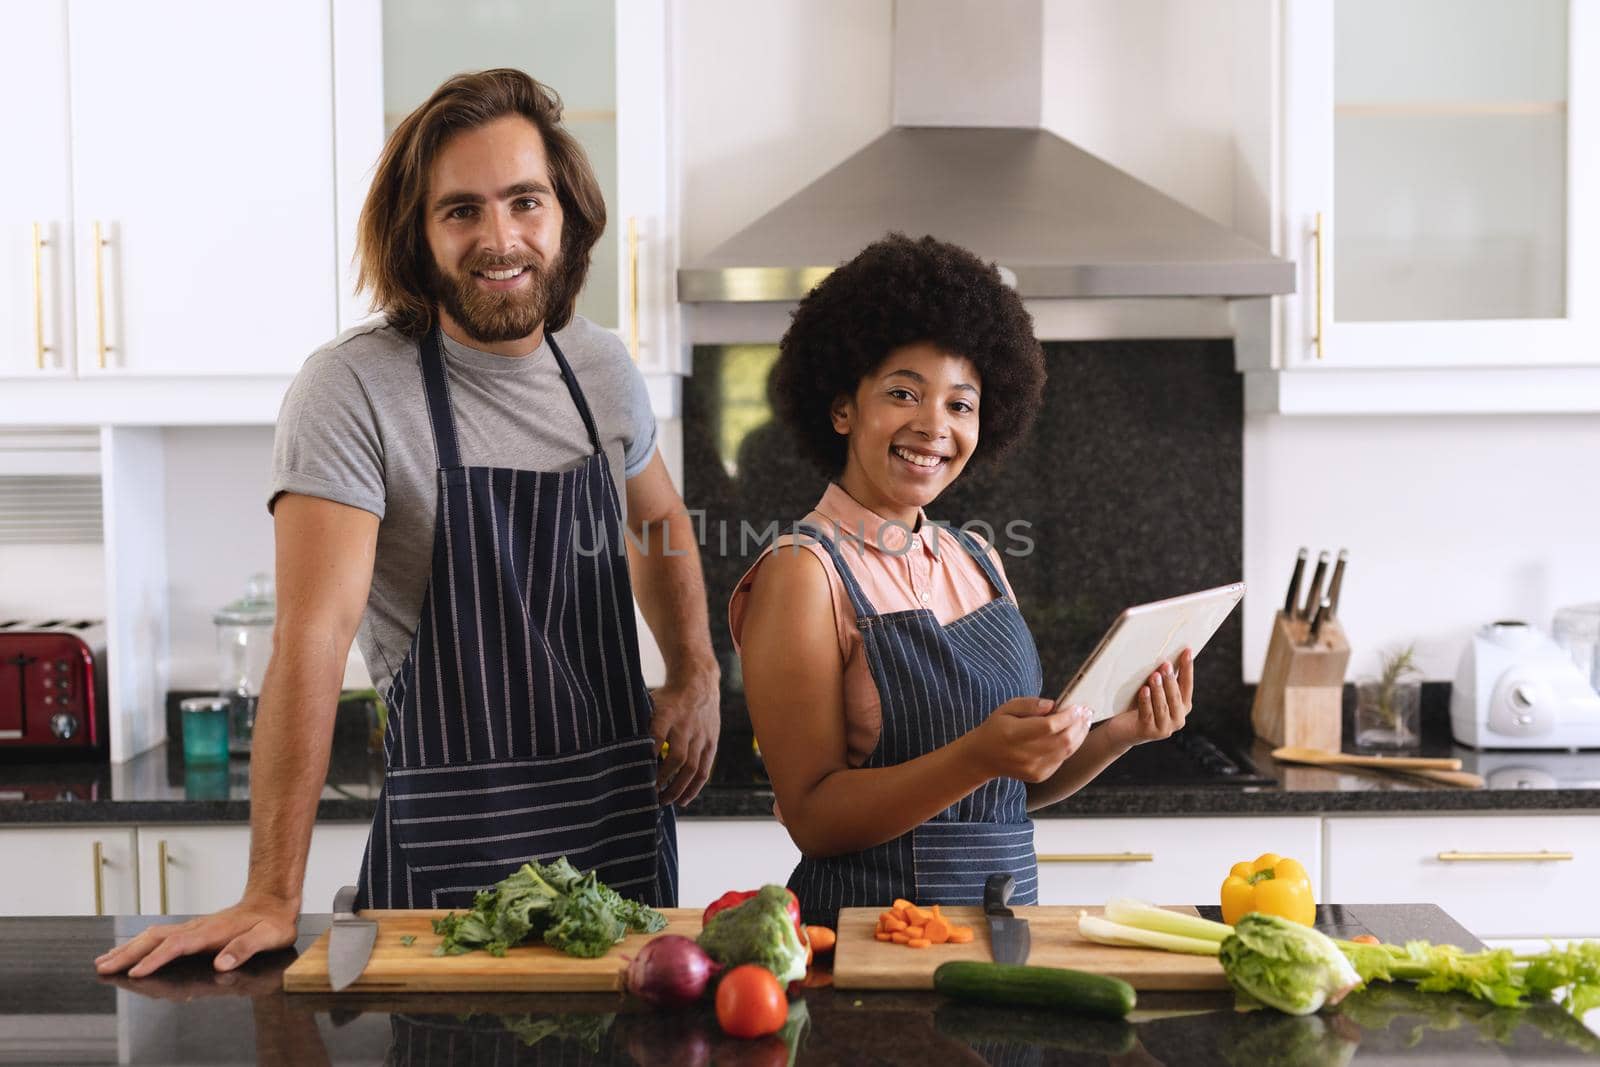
[13,904,1598,1065]
[4,689,1598,824]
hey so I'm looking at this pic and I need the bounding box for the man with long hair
[98,69,719,976]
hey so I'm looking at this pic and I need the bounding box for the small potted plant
[1356,644,1422,749]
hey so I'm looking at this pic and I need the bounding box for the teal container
[181,696,230,766]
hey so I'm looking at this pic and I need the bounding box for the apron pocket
[912,820,1038,906]
[387,734,662,909]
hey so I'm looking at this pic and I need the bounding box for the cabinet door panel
[137,823,373,917]
[673,818,801,910]
[138,825,248,916]
[0,827,137,916]
[0,0,75,377]
[1032,817,1322,906]
[302,823,369,912]
[1325,814,1600,939]
[67,0,337,376]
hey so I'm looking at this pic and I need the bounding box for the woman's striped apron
[785,523,1044,926]
[354,326,677,910]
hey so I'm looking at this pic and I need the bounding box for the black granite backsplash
[682,339,1247,741]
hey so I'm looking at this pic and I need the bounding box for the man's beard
[430,250,559,345]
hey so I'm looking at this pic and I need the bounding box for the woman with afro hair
[729,234,1195,924]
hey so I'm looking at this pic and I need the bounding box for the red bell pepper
[703,887,804,938]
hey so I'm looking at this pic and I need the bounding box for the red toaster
[0,620,109,754]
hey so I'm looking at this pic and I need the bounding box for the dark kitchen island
[9,905,1597,1065]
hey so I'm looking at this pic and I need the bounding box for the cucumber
[932,961,1137,1018]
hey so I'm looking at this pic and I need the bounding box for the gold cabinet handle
[92,221,114,369]
[92,841,106,916]
[158,839,171,915]
[1311,211,1326,360]
[32,223,51,369]
[626,216,640,362]
[1437,850,1573,863]
[1037,852,1155,863]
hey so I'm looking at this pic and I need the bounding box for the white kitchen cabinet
[673,817,801,910]
[0,2,75,379]
[1324,813,1600,940]
[1032,816,1322,907]
[66,0,338,378]
[0,826,138,916]
[0,0,366,424]
[1280,0,1600,370]
[377,0,682,375]
[135,823,370,917]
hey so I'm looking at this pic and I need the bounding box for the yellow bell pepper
[1220,853,1315,926]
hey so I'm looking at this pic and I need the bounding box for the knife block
[1251,611,1349,751]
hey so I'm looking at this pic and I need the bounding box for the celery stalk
[1103,899,1234,944]
[1078,913,1223,956]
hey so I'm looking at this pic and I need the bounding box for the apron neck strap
[546,333,604,456]
[417,325,605,471]
[793,523,880,620]
[419,325,463,470]
[948,526,1010,600]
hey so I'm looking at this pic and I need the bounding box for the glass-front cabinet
[375,0,679,372]
[1280,0,1599,369]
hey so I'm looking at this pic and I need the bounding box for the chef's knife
[1300,551,1330,620]
[328,885,378,992]
[1282,548,1308,617]
[983,873,1030,965]
[1325,549,1348,617]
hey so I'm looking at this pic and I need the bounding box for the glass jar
[180,696,231,767]
[1354,680,1421,750]
[215,573,275,756]
[1553,603,1600,695]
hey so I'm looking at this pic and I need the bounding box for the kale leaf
[431,858,664,958]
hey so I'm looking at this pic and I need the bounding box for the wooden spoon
[1272,746,1463,771]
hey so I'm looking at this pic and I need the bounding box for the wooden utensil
[831,905,1227,991]
[1271,746,1462,771]
[283,908,703,993]
[1272,747,1483,788]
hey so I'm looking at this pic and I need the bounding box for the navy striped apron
[354,326,677,910]
[786,523,1044,926]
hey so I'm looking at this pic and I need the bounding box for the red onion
[624,935,723,1008]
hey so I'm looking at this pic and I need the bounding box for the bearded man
[98,69,719,977]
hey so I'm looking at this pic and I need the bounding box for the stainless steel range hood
[678,0,1293,305]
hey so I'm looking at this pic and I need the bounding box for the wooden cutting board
[283,908,701,993]
[831,905,1227,991]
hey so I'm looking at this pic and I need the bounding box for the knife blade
[1300,551,1330,620]
[983,873,1030,965]
[327,884,378,992]
[1282,547,1308,617]
[1325,549,1348,618]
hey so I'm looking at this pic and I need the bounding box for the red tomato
[714,965,788,1040]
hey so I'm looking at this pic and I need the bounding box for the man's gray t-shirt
[269,315,657,696]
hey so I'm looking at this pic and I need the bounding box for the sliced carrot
[892,898,915,912]
[948,927,975,944]
[807,925,837,953]
[904,904,930,925]
[905,925,924,939]
[890,931,910,944]
[879,910,897,926]
[882,915,907,933]
[874,931,893,942]
[907,938,931,948]
[930,904,944,919]
[924,917,950,943]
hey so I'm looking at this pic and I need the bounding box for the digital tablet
[1053,582,1245,722]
